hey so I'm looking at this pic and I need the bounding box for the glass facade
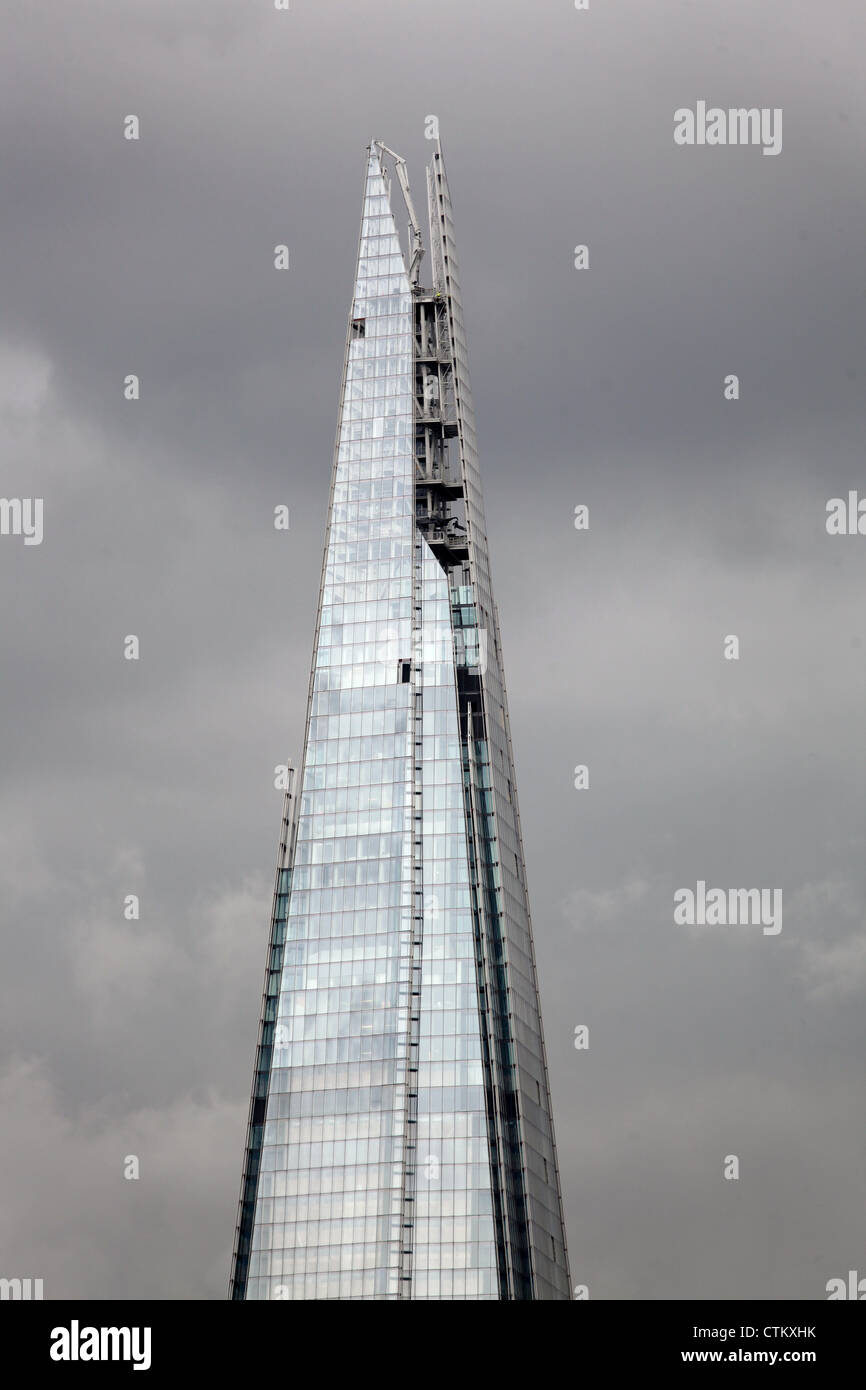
[231,142,570,1300]
[411,544,498,1298]
[243,154,415,1302]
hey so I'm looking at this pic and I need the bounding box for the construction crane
[372,140,425,287]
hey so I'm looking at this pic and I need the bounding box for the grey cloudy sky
[1,0,864,1299]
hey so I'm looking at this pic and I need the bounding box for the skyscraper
[230,139,570,1301]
